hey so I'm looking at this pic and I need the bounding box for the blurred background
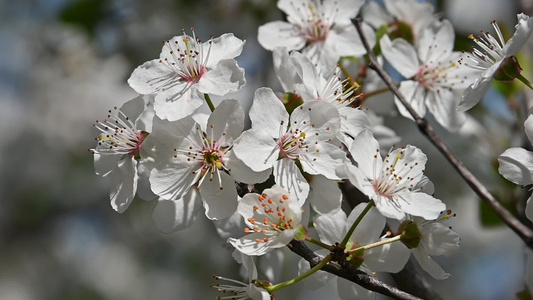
[1,0,533,299]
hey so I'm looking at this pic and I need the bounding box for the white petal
[229,234,270,256]
[249,87,288,138]
[120,95,148,122]
[226,150,271,184]
[380,35,419,79]
[349,129,382,180]
[524,114,533,145]
[458,62,500,112]
[197,59,246,96]
[498,147,533,186]
[232,128,279,172]
[396,192,446,220]
[273,47,302,93]
[346,204,385,246]
[273,159,310,206]
[314,209,347,244]
[94,153,122,176]
[366,242,410,273]
[338,107,371,145]
[413,247,450,280]
[150,163,197,200]
[328,22,373,58]
[301,142,347,180]
[502,13,533,56]
[153,86,204,121]
[214,211,245,240]
[420,222,460,257]
[425,88,466,132]
[127,59,175,95]
[200,171,238,220]
[207,99,244,143]
[206,33,245,68]
[298,255,333,290]
[395,80,427,120]
[308,175,342,215]
[527,195,533,223]
[152,189,203,233]
[258,21,306,51]
[292,101,340,140]
[109,158,138,213]
[418,19,455,64]
[361,1,393,29]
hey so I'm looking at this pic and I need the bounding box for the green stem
[517,74,533,91]
[340,201,374,248]
[347,235,402,254]
[204,93,215,112]
[305,237,335,251]
[266,254,332,293]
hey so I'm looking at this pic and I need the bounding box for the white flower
[233,87,346,204]
[362,0,437,44]
[211,250,271,300]
[145,99,270,220]
[298,204,410,299]
[380,19,479,131]
[151,189,203,233]
[498,114,533,222]
[90,95,152,213]
[229,185,302,256]
[346,130,446,220]
[410,215,460,280]
[258,0,374,68]
[459,14,533,111]
[128,30,246,121]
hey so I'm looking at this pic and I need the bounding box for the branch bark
[287,240,423,300]
[353,18,533,249]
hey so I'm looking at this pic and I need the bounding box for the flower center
[245,193,294,244]
[460,21,506,71]
[277,130,308,160]
[91,107,145,160]
[291,2,332,43]
[415,62,457,91]
[371,151,416,200]
[159,29,211,83]
[173,125,229,188]
[318,68,361,107]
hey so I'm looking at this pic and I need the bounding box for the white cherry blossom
[346,130,446,220]
[258,0,374,68]
[90,95,152,213]
[380,19,480,131]
[128,30,246,121]
[498,114,533,222]
[409,215,460,280]
[459,14,533,111]
[229,185,302,256]
[233,87,346,204]
[145,99,270,220]
[299,204,410,299]
[362,0,437,44]
[211,250,271,300]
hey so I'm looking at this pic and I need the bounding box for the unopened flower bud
[397,220,422,249]
[493,56,522,83]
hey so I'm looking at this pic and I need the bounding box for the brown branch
[287,240,423,300]
[353,18,533,249]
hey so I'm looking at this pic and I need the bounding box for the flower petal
[258,21,306,51]
[380,35,419,79]
[200,171,238,220]
[308,175,342,215]
[314,209,347,244]
[420,222,460,257]
[205,33,245,68]
[197,59,246,96]
[498,147,533,186]
[109,157,138,213]
[232,128,279,172]
[413,247,450,280]
[273,159,310,206]
[249,87,288,138]
[207,99,244,143]
[152,189,203,233]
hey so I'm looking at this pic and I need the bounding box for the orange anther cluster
[282,195,289,200]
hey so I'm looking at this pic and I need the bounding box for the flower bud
[397,220,422,249]
[282,92,304,114]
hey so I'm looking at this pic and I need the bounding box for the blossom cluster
[88,0,533,299]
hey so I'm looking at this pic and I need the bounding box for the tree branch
[353,18,533,249]
[287,240,423,300]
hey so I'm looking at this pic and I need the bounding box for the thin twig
[287,240,423,300]
[353,18,533,249]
